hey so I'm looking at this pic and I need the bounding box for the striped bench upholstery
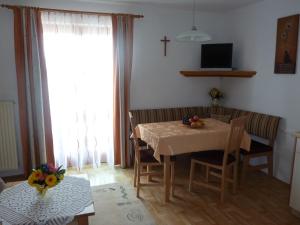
[130,107,210,124]
[130,106,281,143]
[209,106,281,144]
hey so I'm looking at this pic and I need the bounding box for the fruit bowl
[190,120,205,129]
[182,115,205,129]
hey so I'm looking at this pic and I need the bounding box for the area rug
[2,181,156,225]
[88,183,156,225]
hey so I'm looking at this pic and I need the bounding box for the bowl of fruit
[182,115,205,129]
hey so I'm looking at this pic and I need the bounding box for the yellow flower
[28,175,36,186]
[32,170,43,181]
[45,174,57,187]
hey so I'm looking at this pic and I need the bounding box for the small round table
[0,176,94,225]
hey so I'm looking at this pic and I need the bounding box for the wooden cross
[160,36,170,56]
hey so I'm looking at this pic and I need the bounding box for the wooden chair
[129,112,176,198]
[240,140,274,182]
[189,116,247,202]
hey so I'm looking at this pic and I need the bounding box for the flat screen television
[201,43,233,69]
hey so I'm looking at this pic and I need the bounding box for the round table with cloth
[0,176,93,225]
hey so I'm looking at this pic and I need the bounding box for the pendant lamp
[176,0,211,42]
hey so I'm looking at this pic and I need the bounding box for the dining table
[135,118,251,202]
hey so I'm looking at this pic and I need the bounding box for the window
[42,12,114,169]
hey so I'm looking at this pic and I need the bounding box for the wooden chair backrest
[128,112,141,157]
[223,116,248,166]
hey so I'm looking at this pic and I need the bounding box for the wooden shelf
[180,70,257,78]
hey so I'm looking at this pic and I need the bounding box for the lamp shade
[176,27,211,42]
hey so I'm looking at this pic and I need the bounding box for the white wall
[221,0,300,183]
[0,0,232,175]
[130,5,230,109]
[0,0,232,111]
[0,8,17,103]
[0,5,26,176]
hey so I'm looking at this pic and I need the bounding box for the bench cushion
[211,107,280,142]
[140,149,159,163]
[246,112,280,142]
[140,149,176,163]
[241,140,273,155]
[137,138,147,147]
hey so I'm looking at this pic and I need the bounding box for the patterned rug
[78,183,156,225]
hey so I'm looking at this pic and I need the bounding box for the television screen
[201,43,233,69]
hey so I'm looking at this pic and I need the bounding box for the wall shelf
[180,70,257,78]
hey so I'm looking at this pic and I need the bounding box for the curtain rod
[0,4,144,18]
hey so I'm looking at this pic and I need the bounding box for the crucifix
[160,36,170,56]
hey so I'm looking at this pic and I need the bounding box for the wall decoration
[160,36,170,56]
[274,14,299,74]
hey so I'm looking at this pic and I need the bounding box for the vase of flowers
[209,88,224,106]
[28,164,65,197]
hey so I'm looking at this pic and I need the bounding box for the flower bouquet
[28,164,66,196]
[209,88,224,106]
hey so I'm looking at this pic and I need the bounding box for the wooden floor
[67,159,300,225]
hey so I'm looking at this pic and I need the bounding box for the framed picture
[274,14,299,74]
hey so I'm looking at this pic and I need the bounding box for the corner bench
[130,106,281,179]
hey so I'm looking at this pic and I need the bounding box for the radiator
[0,101,19,171]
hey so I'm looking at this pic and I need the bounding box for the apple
[193,115,199,121]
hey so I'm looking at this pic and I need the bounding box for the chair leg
[133,160,137,187]
[189,160,195,192]
[147,165,152,182]
[205,165,209,183]
[267,152,273,177]
[171,162,175,197]
[241,156,249,185]
[224,166,231,191]
[233,162,238,194]
[136,163,141,198]
[220,168,226,203]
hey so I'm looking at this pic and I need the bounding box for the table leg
[164,155,171,203]
[147,165,152,182]
[77,216,89,225]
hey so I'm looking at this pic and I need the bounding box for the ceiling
[77,0,264,11]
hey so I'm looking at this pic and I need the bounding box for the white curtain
[41,12,114,169]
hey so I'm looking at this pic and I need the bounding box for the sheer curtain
[41,12,114,169]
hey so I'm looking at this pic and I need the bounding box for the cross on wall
[160,36,170,56]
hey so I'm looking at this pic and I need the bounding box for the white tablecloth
[0,176,93,225]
